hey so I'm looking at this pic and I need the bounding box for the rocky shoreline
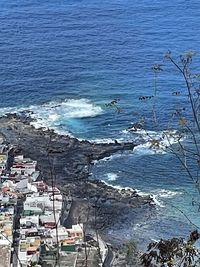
[0,113,154,246]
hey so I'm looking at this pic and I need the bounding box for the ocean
[0,0,200,247]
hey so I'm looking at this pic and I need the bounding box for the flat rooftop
[0,244,11,267]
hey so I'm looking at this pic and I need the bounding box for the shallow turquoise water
[0,0,200,245]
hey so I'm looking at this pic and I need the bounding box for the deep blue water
[1,0,200,246]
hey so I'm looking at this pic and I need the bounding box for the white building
[24,192,62,212]
[20,215,39,228]
[11,155,37,176]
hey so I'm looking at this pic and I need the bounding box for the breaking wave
[0,98,103,135]
[29,99,103,132]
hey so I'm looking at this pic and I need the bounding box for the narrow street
[12,198,24,267]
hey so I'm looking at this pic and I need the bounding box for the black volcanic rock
[0,114,154,243]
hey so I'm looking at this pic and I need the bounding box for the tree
[141,231,200,267]
[139,51,200,267]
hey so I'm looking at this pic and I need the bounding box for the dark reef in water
[0,113,154,245]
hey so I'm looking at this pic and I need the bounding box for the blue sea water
[1,0,200,246]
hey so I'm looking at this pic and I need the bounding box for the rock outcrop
[0,113,154,244]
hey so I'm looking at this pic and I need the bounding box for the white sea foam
[101,180,134,191]
[89,138,124,144]
[154,189,183,198]
[101,180,164,207]
[133,223,141,230]
[29,99,103,129]
[0,106,25,116]
[100,182,183,208]
[135,189,164,208]
[102,182,169,208]
[151,194,165,208]
[147,189,183,208]
[125,127,184,155]
[91,127,184,156]
[0,98,103,136]
[95,153,127,163]
[136,189,151,197]
[106,172,118,181]
[91,154,124,165]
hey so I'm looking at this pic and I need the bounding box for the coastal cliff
[0,113,154,245]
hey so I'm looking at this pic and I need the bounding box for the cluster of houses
[0,144,88,267]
